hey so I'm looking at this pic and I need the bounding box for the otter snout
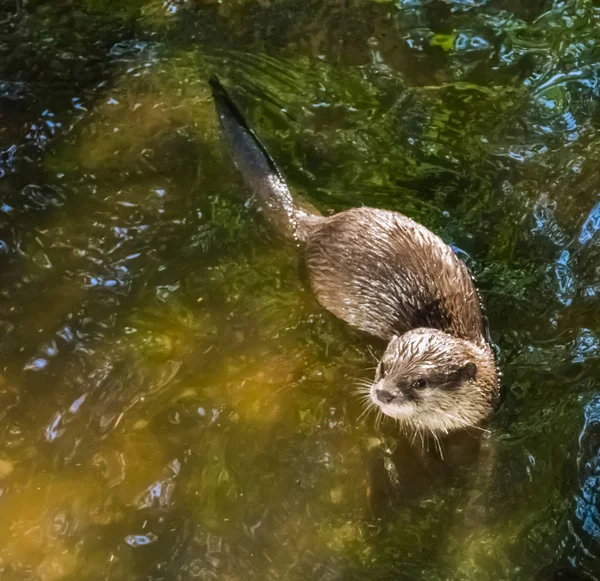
[369,380,416,421]
[375,388,395,404]
[371,381,403,406]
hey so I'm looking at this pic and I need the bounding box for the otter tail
[209,76,322,242]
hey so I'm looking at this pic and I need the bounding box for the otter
[209,76,499,436]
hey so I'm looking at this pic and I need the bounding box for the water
[0,0,599,579]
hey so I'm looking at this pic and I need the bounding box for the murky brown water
[0,1,599,579]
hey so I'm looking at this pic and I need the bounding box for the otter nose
[376,389,395,404]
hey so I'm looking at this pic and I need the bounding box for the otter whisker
[366,345,379,363]
[354,394,374,409]
[354,379,373,387]
[352,385,373,397]
[417,423,425,453]
[353,391,372,401]
[397,419,405,438]
[405,420,415,440]
[360,397,371,409]
[352,376,373,384]
[437,410,491,434]
[375,409,384,431]
[356,398,377,422]
[410,427,419,446]
[432,431,444,461]
[352,379,374,391]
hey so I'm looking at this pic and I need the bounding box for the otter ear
[462,362,477,380]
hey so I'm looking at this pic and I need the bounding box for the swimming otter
[209,76,499,435]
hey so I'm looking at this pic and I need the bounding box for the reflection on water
[0,0,599,579]
[542,395,600,580]
[571,397,600,577]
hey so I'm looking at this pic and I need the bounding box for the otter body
[210,76,498,435]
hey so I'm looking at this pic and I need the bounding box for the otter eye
[412,378,427,390]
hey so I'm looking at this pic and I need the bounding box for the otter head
[370,328,497,434]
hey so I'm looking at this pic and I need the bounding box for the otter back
[305,207,485,342]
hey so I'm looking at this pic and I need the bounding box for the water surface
[0,0,599,579]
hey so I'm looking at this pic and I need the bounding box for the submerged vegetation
[0,0,599,579]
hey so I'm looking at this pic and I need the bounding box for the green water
[0,0,599,579]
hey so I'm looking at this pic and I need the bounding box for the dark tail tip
[209,75,257,139]
[208,75,227,98]
[209,74,285,180]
